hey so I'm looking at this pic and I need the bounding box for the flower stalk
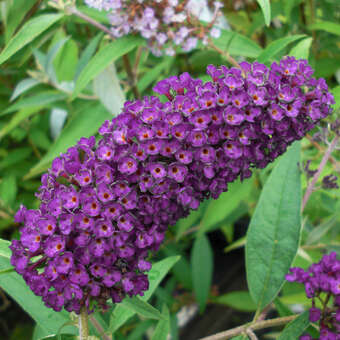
[207,39,241,70]
[198,315,298,340]
[79,306,89,340]
[301,134,340,212]
[89,315,112,340]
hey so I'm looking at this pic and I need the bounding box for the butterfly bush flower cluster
[286,252,340,339]
[10,57,334,314]
[84,0,223,56]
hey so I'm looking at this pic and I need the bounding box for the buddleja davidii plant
[0,1,338,340]
[8,54,336,340]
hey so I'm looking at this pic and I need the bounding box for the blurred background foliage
[0,0,339,339]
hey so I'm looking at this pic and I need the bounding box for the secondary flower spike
[84,0,223,56]
[10,57,334,314]
[286,252,340,339]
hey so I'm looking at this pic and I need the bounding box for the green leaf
[176,207,203,241]
[246,142,302,311]
[257,35,305,63]
[2,91,67,115]
[0,147,32,170]
[29,127,52,151]
[284,0,302,22]
[33,48,48,70]
[0,174,17,206]
[211,291,257,312]
[0,107,41,139]
[256,0,271,26]
[109,256,180,333]
[220,202,248,240]
[0,257,74,336]
[0,267,15,275]
[122,297,164,320]
[309,21,340,37]
[280,292,314,306]
[277,312,310,340]
[0,13,63,65]
[38,335,78,340]
[224,236,246,253]
[137,57,173,93]
[93,64,125,115]
[330,85,340,110]
[191,235,213,313]
[0,239,11,258]
[199,177,253,235]
[213,29,263,58]
[4,0,37,43]
[162,244,192,290]
[151,305,170,340]
[221,223,234,243]
[45,37,70,82]
[10,78,41,101]
[288,37,313,60]
[72,35,143,99]
[54,39,79,82]
[75,33,103,79]
[24,102,112,179]
[127,320,154,340]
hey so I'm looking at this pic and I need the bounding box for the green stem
[89,315,112,340]
[302,135,340,212]
[252,308,261,323]
[198,315,298,340]
[122,54,141,99]
[321,293,331,321]
[246,329,259,340]
[208,39,241,70]
[79,306,89,340]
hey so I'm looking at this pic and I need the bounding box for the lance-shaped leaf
[0,13,63,65]
[289,37,313,60]
[93,64,125,116]
[121,296,164,320]
[257,35,305,63]
[72,35,143,99]
[278,311,310,340]
[191,234,213,313]
[151,305,170,340]
[256,0,271,26]
[246,141,302,311]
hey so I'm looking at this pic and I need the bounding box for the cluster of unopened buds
[10,57,334,314]
[286,252,340,340]
[84,0,223,56]
[301,160,339,190]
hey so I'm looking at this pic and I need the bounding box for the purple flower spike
[84,0,224,57]
[11,57,334,314]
